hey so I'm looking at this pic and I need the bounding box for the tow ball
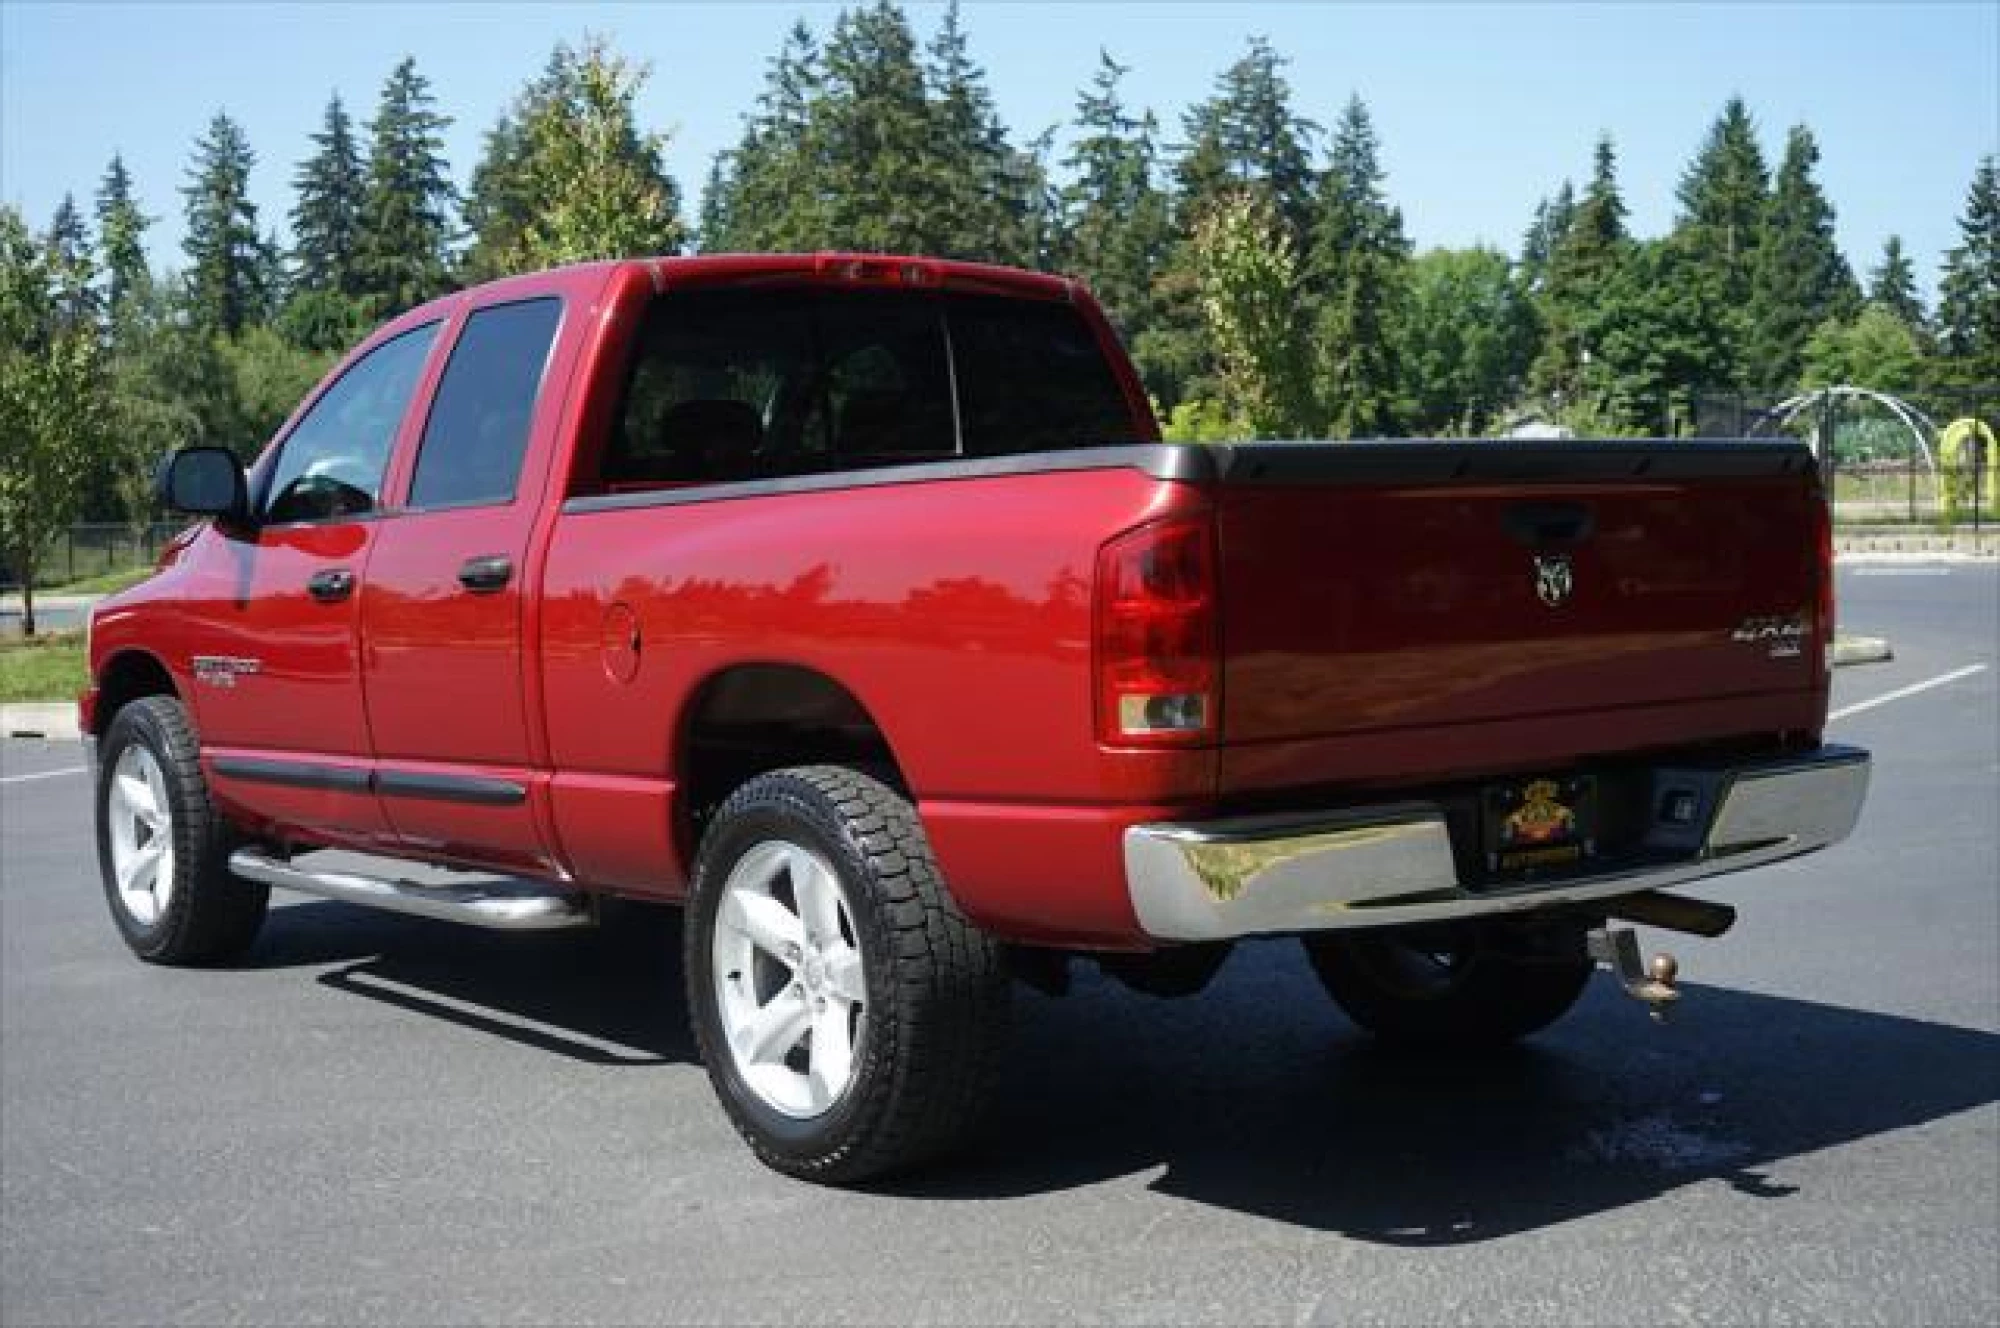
[1587,926,1680,1022]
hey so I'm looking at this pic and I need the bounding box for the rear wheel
[95,696,268,964]
[1303,922,1592,1047]
[685,766,1008,1183]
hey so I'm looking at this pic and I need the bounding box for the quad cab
[83,254,1869,1181]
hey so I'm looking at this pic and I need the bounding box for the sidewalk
[0,593,104,617]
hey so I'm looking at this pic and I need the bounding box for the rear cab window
[587,286,1141,492]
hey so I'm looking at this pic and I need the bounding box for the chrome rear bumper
[1123,745,1870,942]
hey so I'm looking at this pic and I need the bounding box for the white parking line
[1830,664,1990,722]
[0,765,87,786]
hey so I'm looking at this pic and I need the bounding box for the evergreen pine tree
[355,57,456,315]
[1310,96,1409,436]
[923,1,1030,262]
[290,93,367,298]
[460,112,535,281]
[1519,180,1575,295]
[180,111,271,335]
[1937,156,2000,384]
[94,155,151,328]
[1530,136,1631,407]
[1867,235,1926,331]
[700,20,824,253]
[45,193,99,332]
[814,1,944,252]
[1173,37,1318,244]
[1674,97,1769,305]
[1058,51,1172,337]
[1744,125,1860,388]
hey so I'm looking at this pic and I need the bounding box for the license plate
[1484,774,1597,875]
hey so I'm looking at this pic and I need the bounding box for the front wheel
[1302,922,1593,1048]
[685,766,1009,1183]
[94,695,268,964]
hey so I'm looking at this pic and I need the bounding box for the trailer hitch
[1587,925,1680,1022]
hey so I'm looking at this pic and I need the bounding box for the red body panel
[85,253,1831,949]
[1215,477,1826,793]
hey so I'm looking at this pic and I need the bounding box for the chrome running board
[229,849,592,932]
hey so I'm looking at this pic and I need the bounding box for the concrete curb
[2,703,81,742]
[1832,635,1894,667]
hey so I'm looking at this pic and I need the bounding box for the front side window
[263,323,440,524]
[408,298,563,509]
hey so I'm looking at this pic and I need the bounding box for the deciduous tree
[1191,191,1314,437]
[506,37,684,268]
[1398,247,1534,435]
[0,206,106,634]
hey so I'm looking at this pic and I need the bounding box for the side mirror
[158,447,250,523]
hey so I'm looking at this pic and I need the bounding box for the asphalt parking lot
[3,562,1995,1326]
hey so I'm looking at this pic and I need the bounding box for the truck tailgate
[1213,442,1824,775]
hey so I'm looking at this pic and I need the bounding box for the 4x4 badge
[1533,554,1573,608]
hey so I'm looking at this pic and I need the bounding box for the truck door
[194,321,444,846]
[360,295,568,872]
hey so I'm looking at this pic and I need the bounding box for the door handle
[457,555,514,594]
[306,568,355,603]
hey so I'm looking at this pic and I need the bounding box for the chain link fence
[2,523,189,593]
[1694,385,1998,528]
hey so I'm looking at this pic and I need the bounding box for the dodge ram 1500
[83,253,1869,1181]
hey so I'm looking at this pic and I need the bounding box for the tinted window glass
[264,323,439,523]
[604,290,951,486]
[409,298,563,508]
[599,287,1137,488]
[948,295,1140,456]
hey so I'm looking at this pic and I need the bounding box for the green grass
[0,631,88,703]
[34,566,154,597]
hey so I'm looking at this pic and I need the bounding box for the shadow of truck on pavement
[249,901,1997,1245]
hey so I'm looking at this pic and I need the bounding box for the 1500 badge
[1730,613,1807,658]
[191,655,262,688]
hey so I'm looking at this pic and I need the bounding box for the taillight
[1095,516,1219,746]
[1812,489,1835,669]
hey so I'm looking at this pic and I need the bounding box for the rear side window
[409,298,563,509]
[949,295,1138,456]
[597,287,1138,488]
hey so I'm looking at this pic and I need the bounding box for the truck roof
[404,253,1079,320]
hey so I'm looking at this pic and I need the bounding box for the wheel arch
[674,662,908,863]
[93,648,180,736]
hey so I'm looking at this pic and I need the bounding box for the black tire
[1303,923,1592,1048]
[94,695,268,964]
[685,766,1008,1183]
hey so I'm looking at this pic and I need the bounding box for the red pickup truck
[83,254,1869,1181]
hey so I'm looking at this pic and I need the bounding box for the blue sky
[3,2,1995,301]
